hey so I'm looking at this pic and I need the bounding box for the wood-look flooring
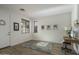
[0,41,76,55]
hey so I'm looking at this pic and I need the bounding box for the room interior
[0,4,79,55]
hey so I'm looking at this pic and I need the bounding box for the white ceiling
[0,4,72,18]
[0,4,63,12]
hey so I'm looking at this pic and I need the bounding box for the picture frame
[53,24,58,30]
[47,25,51,30]
[41,25,44,30]
[0,19,6,25]
[14,22,19,31]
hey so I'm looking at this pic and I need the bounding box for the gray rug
[22,40,77,55]
[22,40,53,54]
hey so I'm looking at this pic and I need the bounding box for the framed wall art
[47,25,51,30]
[14,22,19,31]
[0,19,6,25]
[41,25,45,30]
[53,24,58,30]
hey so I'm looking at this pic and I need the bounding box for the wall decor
[47,25,51,30]
[41,25,44,30]
[0,19,6,25]
[53,24,58,30]
[74,20,79,27]
[14,22,19,31]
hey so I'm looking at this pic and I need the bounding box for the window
[34,21,38,33]
[34,26,38,33]
[21,19,30,33]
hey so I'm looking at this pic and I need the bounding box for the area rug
[22,40,53,54]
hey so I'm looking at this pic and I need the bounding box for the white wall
[0,6,32,46]
[0,7,10,48]
[10,11,32,46]
[0,5,73,47]
[33,13,71,43]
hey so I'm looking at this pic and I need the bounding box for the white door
[0,11,10,48]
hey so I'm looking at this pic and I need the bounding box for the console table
[62,36,79,54]
[64,37,79,44]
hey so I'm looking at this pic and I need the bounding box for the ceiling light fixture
[19,8,25,11]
